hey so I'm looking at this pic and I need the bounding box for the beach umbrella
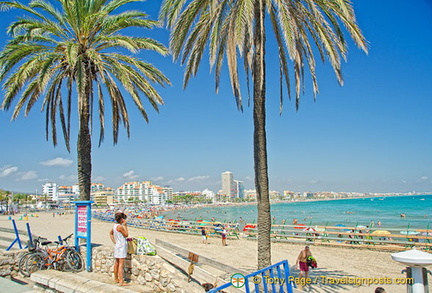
[243,224,257,232]
[303,227,316,232]
[371,230,391,236]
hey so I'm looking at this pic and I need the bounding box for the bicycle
[25,233,84,275]
[18,236,49,277]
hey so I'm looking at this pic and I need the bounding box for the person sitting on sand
[109,212,129,286]
[296,246,312,280]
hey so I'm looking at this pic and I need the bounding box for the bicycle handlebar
[35,236,47,242]
[63,233,73,241]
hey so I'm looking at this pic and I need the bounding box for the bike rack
[6,220,34,251]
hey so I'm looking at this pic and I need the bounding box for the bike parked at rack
[21,233,84,276]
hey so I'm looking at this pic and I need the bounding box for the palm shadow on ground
[290,266,368,293]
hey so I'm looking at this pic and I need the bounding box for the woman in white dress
[109,212,129,285]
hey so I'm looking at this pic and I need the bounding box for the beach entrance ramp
[208,260,296,293]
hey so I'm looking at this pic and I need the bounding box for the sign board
[74,201,93,272]
[188,252,199,263]
[77,206,88,237]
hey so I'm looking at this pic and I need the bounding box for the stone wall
[90,246,195,293]
[0,247,196,293]
[0,250,24,277]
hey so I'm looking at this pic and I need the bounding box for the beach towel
[307,256,317,269]
[136,236,157,256]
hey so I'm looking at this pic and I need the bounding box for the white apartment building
[42,182,58,201]
[116,181,167,205]
[44,182,105,203]
[57,185,76,202]
[202,189,215,201]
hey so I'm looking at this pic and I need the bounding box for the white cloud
[420,176,428,180]
[0,166,18,177]
[151,176,164,182]
[188,175,209,182]
[93,176,106,182]
[175,177,185,182]
[58,174,78,182]
[18,171,38,181]
[40,157,73,167]
[122,170,139,180]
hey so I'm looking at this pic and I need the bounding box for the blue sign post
[74,200,93,272]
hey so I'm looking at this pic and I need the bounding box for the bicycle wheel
[25,253,45,275]
[65,250,84,272]
[18,252,34,277]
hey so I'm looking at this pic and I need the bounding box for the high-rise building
[221,171,235,197]
[234,180,245,198]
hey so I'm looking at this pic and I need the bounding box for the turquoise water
[162,195,432,229]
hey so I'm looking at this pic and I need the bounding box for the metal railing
[208,260,294,293]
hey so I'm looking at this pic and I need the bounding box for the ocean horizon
[162,194,432,230]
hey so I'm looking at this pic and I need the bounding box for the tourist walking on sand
[201,226,208,244]
[296,246,312,280]
[221,227,227,246]
[109,212,129,286]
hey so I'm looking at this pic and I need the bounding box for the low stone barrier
[0,249,24,277]
[91,246,193,292]
[0,246,195,293]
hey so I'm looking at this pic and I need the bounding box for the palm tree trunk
[253,0,271,270]
[77,84,92,201]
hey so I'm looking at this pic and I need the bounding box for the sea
[162,194,432,230]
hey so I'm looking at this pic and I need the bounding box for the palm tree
[160,0,367,268]
[0,0,170,200]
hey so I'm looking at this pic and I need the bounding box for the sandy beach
[2,212,416,293]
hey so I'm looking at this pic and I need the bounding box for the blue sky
[0,0,431,194]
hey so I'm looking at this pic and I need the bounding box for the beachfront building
[162,186,173,201]
[221,171,235,197]
[116,181,167,205]
[244,189,257,201]
[91,183,104,193]
[202,189,215,202]
[92,188,114,206]
[270,190,282,200]
[283,190,295,199]
[57,185,76,202]
[72,184,80,195]
[42,182,58,201]
[233,180,245,199]
[52,182,106,203]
